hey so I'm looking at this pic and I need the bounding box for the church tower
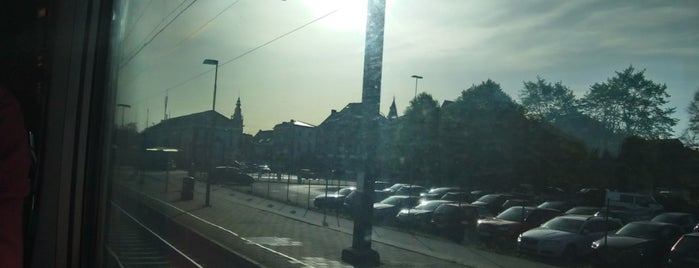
[387,97,398,119]
[231,97,243,131]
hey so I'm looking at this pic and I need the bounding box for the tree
[680,88,699,148]
[393,93,442,185]
[519,77,577,122]
[580,66,678,139]
[439,80,525,188]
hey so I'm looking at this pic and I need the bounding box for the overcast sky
[115,0,699,136]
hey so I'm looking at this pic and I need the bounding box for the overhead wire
[121,0,154,46]
[120,0,199,69]
[131,6,342,108]
[118,0,242,90]
[121,0,187,62]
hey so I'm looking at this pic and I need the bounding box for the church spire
[388,97,398,119]
[231,97,243,130]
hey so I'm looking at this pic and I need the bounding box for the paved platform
[118,172,558,268]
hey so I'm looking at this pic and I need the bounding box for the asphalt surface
[118,170,560,268]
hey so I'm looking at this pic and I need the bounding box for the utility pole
[341,0,385,266]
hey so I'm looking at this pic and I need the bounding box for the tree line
[387,66,698,193]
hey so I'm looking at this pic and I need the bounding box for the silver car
[517,215,621,259]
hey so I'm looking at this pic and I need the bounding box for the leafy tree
[520,77,577,122]
[394,93,442,185]
[439,80,526,188]
[580,66,678,139]
[680,88,699,148]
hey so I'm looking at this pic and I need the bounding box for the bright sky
[115,0,699,136]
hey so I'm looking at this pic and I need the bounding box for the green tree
[519,77,577,122]
[439,80,525,188]
[680,88,699,148]
[394,93,441,185]
[580,66,678,139]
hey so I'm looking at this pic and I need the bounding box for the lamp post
[203,59,219,111]
[411,75,423,98]
[116,103,131,127]
[202,59,219,207]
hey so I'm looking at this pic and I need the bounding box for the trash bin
[181,176,195,200]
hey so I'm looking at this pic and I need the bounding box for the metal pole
[342,0,384,265]
[212,64,218,111]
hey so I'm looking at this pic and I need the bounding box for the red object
[0,86,31,268]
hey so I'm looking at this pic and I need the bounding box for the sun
[304,0,368,31]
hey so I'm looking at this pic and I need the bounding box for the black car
[431,203,492,242]
[591,221,684,267]
[396,200,453,228]
[211,166,255,186]
[668,232,699,268]
[419,187,461,201]
[440,191,474,204]
[565,206,601,216]
[472,193,516,214]
[537,201,575,213]
[652,212,698,233]
[373,195,420,224]
[313,187,356,210]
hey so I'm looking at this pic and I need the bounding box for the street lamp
[203,59,219,111]
[117,103,131,127]
[411,75,423,98]
[202,58,219,207]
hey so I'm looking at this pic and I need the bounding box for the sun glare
[304,0,368,31]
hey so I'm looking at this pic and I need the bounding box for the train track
[106,202,202,268]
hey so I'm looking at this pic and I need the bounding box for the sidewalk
[121,174,557,268]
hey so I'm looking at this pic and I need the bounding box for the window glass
[103,1,699,267]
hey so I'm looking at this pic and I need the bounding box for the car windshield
[496,207,532,222]
[338,188,354,195]
[415,201,448,211]
[615,223,663,239]
[566,207,598,215]
[381,196,405,206]
[541,217,584,233]
[477,194,500,203]
[673,236,699,252]
[652,214,684,224]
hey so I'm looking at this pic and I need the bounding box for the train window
[104,0,699,267]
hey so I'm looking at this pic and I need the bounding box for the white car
[517,215,622,259]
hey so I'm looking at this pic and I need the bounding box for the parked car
[565,206,601,216]
[396,200,453,228]
[472,193,516,214]
[517,215,622,260]
[440,191,474,204]
[431,203,492,242]
[381,183,410,195]
[343,190,384,213]
[419,187,461,202]
[313,187,356,210]
[374,180,392,191]
[476,206,560,249]
[394,185,427,197]
[591,221,684,267]
[373,195,420,224]
[537,201,575,213]
[667,232,699,268]
[211,166,255,186]
[651,212,698,233]
[594,207,639,224]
